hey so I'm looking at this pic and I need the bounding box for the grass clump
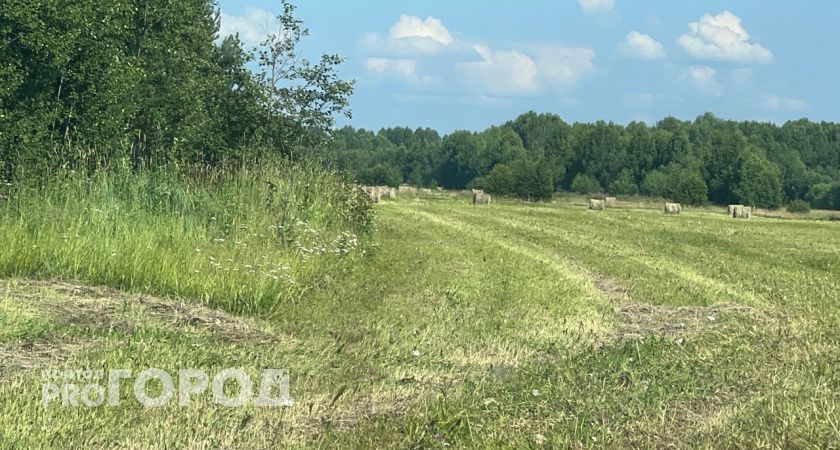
[0,160,372,317]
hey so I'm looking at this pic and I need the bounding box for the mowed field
[2,196,839,448]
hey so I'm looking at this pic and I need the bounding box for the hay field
[1,195,839,448]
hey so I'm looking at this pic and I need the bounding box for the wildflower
[531,389,540,397]
[411,350,421,358]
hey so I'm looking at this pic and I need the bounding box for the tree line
[328,112,840,210]
[0,0,352,178]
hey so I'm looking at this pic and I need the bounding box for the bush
[510,160,554,201]
[807,183,840,210]
[608,170,639,196]
[641,165,708,205]
[786,199,811,214]
[571,174,604,194]
[359,164,402,187]
[735,152,783,209]
[482,164,516,195]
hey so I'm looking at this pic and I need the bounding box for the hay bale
[419,188,433,195]
[665,203,682,215]
[605,197,617,208]
[732,205,752,219]
[361,186,381,203]
[473,192,492,205]
[398,185,418,195]
[376,186,396,199]
[727,205,743,215]
[589,199,605,211]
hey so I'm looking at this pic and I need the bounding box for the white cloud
[366,58,417,78]
[363,15,454,55]
[389,15,453,46]
[682,65,723,97]
[678,11,773,63]
[535,47,596,88]
[578,0,615,14]
[365,57,435,85]
[219,8,277,46]
[457,46,540,95]
[764,95,807,111]
[362,15,595,97]
[619,31,665,59]
[456,45,595,96]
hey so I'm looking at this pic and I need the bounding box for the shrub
[510,160,554,201]
[641,165,708,205]
[608,170,639,196]
[482,164,516,195]
[735,152,783,209]
[571,174,604,195]
[786,199,811,214]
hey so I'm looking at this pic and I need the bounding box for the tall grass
[0,159,373,316]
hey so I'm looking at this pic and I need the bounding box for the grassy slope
[1,196,839,448]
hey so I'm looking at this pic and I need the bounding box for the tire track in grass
[494,204,769,307]
[390,203,617,312]
[418,202,768,308]
[501,203,840,316]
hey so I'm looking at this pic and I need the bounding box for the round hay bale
[473,192,491,205]
[732,205,752,219]
[589,199,605,211]
[665,203,682,215]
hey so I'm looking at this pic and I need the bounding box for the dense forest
[3,2,839,211]
[0,0,352,177]
[330,113,840,210]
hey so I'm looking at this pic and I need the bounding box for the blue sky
[217,0,840,132]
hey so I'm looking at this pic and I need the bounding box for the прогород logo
[41,368,294,408]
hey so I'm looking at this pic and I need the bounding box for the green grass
[0,193,839,448]
[0,162,373,317]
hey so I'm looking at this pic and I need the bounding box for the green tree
[641,164,707,204]
[482,164,516,195]
[254,1,354,154]
[359,164,402,187]
[510,159,554,201]
[734,152,783,209]
[608,170,639,196]
[571,174,604,194]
